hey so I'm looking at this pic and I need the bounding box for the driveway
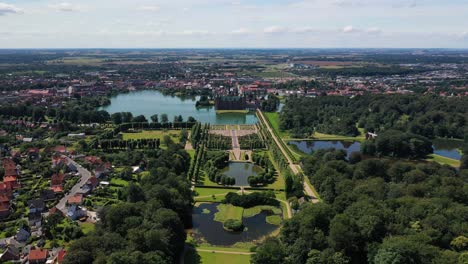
[55,157,93,214]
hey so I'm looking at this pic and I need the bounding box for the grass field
[214,204,244,223]
[264,112,289,138]
[243,205,282,217]
[309,132,365,141]
[110,178,129,187]
[426,154,460,167]
[121,130,180,143]
[185,248,251,264]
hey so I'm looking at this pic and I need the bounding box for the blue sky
[0,0,467,48]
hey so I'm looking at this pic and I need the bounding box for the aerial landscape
[0,1,467,264]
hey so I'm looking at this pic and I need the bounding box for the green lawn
[80,222,95,234]
[214,204,243,223]
[110,178,129,187]
[194,187,238,197]
[243,205,282,217]
[309,132,365,142]
[426,154,460,167]
[121,130,180,143]
[185,247,251,264]
[266,215,282,225]
[264,112,289,138]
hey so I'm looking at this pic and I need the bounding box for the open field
[426,154,460,167]
[121,130,180,143]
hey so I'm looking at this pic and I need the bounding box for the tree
[161,114,168,124]
[132,115,148,123]
[460,155,468,170]
[111,113,123,124]
[150,114,158,123]
[251,238,286,264]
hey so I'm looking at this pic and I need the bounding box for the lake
[192,203,278,246]
[100,90,258,125]
[221,162,264,186]
[288,140,361,158]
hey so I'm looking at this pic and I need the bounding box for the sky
[0,0,467,48]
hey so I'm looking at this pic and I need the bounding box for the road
[55,157,93,214]
[257,109,319,203]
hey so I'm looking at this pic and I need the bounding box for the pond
[289,139,463,161]
[192,203,278,246]
[432,139,463,160]
[221,162,264,186]
[288,140,361,158]
[100,90,258,125]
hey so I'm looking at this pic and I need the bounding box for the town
[0,49,467,264]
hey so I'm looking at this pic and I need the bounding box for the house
[50,173,65,193]
[28,198,46,214]
[2,158,18,176]
[28,147,40,160]
[15,227,31,242]
[3,175,20,190]
[66,205,86,220]
[0,245,20,262]
[56,249,66,264]
[67,194,83,205]
[28,212,42,228]
[40,189,56,202]
[29,248,49,264]
[0,195,10,218]
[85,176,98,190]
[67,133,85,138]
[53,146,68,155]
[0,182,12,198]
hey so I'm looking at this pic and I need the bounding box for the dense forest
[253,148,468,264]
[280,95,468,139]
[62,143,192,264]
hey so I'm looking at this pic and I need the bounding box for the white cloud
[292,27,317,33]
[231,28,250,34]
[264,26,287,33]
[49,2,81,12]
[0,3,22,15]
[342,25,356,33]
[366,27,382,34]
[137,5,161,12]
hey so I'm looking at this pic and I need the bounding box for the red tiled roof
[51,173,65,186]
[67,194,83,205]
[51,186,63,193]
[28,249,48,261]
[0,195,9,203]
[57,249,67,263]
[3,175,17,182]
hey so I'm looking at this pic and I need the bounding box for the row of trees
[238,134,266,149]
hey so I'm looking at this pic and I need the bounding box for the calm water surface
[192,203,278,246]
[289,140,361,158]
[101,90,258,125]
[221,162,263,186]
[289,139,463,160]
[432,139,462,160]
